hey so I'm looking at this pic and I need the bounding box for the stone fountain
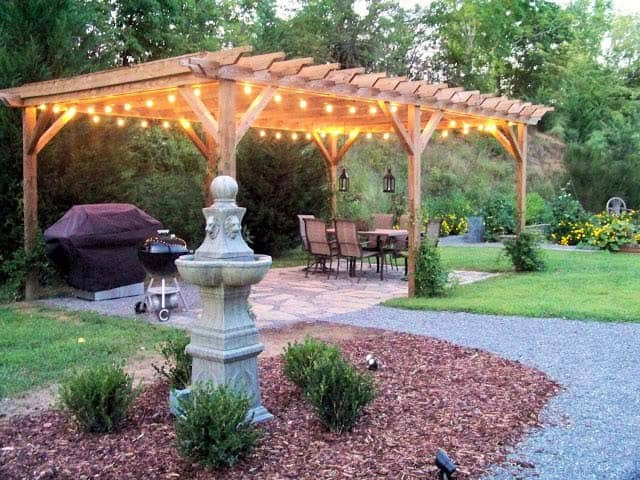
[175,175,272,423]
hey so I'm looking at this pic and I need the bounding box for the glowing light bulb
[38,104,47,111]
[87,106,95,114]
[145,99,154,108]
[508,121,515,126]
[141,120,149,128]
[369,105,378,115]
[92,115,100,124]
[52,104,61,113]
[274,93,282,103]
[348,105,357,114]
[441,129,449,138]
[291,132,298,140]
[116,118,125,127]
[383,132,390,140]
[462,124,470,135]
[67,107,77,117]
[243,84,252,95]
[104,105,113,114]
[366,132,373,139]
[259,130,266,137]
[275,132,282,140]
[325,104,334,113]
[477,124,485,132]
[180,119,191,129]
[124,103,132,111]
[167,94,176,103]
[305,132,312,140]
[193,88,201,97]
[390,104,398,113]
[162,120,170,129]
[349,130,357,138]
[448,119,457,128]
[299,99,307,109]
[320,131,327,138]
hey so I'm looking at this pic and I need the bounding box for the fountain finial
[211,175,238,205]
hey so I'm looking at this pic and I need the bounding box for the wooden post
[515,124,528,234]
[329,162,338,219]
[406,105,422,297]
[23,107,38,300]
[204,131,218,205]
[218,80,237,177]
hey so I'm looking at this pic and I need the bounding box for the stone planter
[465,216,485,243]
[169,387,191,417]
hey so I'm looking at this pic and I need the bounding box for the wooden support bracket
[32,109,76,155]
[235,86,277,147]
[179,86,219,143]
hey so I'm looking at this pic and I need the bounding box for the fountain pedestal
[176,176,272,423]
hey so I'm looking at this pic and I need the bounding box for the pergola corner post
[218,79,237,177]
[23,107,38,300]
[515,124,528,234]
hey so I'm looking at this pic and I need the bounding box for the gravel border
[327,307,640,480]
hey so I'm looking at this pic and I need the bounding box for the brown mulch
[0,331,559,480]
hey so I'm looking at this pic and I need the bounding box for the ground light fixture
[365,353,378,370]
[435,448,457,480]
[383,167,395,193]
[338,167,349,192]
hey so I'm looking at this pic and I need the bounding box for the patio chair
[297,214,315,251]
[304,218,338,278]
[425,218,442,246]
[606,197,629,215]
[398,214,409,230]
[334,219,381,280]
[372,213,394,230]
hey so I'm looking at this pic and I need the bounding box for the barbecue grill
[136,230,190,322]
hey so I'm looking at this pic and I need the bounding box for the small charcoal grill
[136,230,190,322]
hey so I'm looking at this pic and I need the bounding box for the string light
[291,132,298,140]
[67,106,77,117]
[87,106,95,114]
[259,130,266,137]
[320,132,327,138]
[275,132,282,140]
[243,84,252,95]
[104,105,113,114]
[390,104,398,113]
[369,105,378,115]
[366,132,373,139]
[299,99,307,109]
[92,115,100,124]
[162,120,170,129]
[349,130,358,139]
[486,123,497,133]
[348,105,357,114]
[193,88,201,97]
[124,103,132,111]
[325,104,334,113]
[441,130,449,138]
[38,104,47,111]
[52,104,61,113]
[477,124,485,132]
[383,132,390,140]
[116,118,125,127]
[462,124,470,135]
[305,132,312,140]
[448,119,457,128]
[508,121,515,126]
[180,119,191,129]
[145,99,154,108]
[140,120,149,128]
[167,94,176,103]
[274,93,282,103]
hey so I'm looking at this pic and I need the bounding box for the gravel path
[328,307,640,480]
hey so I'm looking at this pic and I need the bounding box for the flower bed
[0,331,559,479]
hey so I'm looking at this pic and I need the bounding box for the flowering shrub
[549,185,587,244]
[440,213,468,236]
[588,211,638,251]
[549,219,594,246]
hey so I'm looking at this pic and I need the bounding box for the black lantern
[339,167,349,192]
[383,167,395,193]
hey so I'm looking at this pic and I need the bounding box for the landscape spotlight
[365,353,378,371]
[435,448,457,480]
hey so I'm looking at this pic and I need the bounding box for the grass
[0,305,183,400]
[388,246,640,322]
[271,247,307,268]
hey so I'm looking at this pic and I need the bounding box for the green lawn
[388,246,640,322]
[0,306,181,400]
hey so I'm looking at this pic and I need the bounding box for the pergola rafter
[0,45,553,299]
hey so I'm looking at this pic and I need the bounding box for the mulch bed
[0,331,559,479]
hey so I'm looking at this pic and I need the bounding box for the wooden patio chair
[396,218,442,277]
[398,214,409,230]
[372,213,394,229]
[304,218,338,278]
[334,220,380,281]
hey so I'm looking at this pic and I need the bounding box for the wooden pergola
[0,46,552,300]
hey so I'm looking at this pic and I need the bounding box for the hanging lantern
[383,167,395,193]
[339,167,349,192]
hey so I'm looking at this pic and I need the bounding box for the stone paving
[42,266,498,329]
